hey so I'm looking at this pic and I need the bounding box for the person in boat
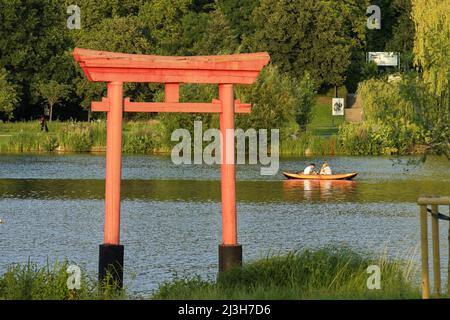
[302,163,317,175]
[320,161,332,175]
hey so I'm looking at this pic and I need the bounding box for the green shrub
[123,121,166,153]
[124,129,156,154]
[338,120,422,156]
[336,78,437,156]
[236,66,316,134]
[158,84,218,146]
[42,135,59,152]
[358,79,415,124]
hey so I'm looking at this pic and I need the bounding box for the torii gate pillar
[218,84,241,271]
[73,48,270,287]
[99,82,125,286]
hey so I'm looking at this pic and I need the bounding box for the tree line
[0,0,415,123]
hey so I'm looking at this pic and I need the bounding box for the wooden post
[218,84,242,272]
[420,204,430,299]
[99,81,124,287]
[431,204,441,296]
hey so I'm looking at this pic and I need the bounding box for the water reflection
[0,178,446,204]
[283,179,357,202]
[0,155,448,294]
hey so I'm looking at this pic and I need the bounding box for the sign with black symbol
[332,98,345,116]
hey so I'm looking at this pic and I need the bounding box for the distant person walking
[39,115,48,132]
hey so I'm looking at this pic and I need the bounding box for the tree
[72,15,154,115]
[0,0,72,119]
[218,0,259,42]
[37,81,71,121]
[384,0,415,65]
[366,0,402,52]
[412,0,450,96]
[138,0,192,55]
[190,6,239,55]
[0,68,18,120]
[66,0,146,29]
[408,0,450,159]
[244,0,367,89]
[235,66,316,137]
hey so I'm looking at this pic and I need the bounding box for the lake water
[0,154,449,295]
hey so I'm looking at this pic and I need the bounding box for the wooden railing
[418,196,450,298]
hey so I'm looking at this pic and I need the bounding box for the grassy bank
[154,247,420,300]
[0,119,341,156]
[0,260,125,300]
[0,247,423,300]
[0,120,170,154]
[0,96,428,157]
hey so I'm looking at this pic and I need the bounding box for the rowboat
[282,172,358,180]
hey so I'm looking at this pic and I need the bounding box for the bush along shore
[0,120,430,156]
[0,247,422,300]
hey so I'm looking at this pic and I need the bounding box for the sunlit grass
[153,247,421,300]
[307,96,345,136]
[0,247,425,300]
[0,260,126,300]
[0,120,166,153]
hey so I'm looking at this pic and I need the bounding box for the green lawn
[307,96,345,136]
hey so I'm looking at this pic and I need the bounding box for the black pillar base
[219,244,242,272]
[99,244,124,289]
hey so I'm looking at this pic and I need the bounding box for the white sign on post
[367,52,399,67]
[332,98,345,116]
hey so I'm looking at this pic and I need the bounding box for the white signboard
[332,98,345,116]
[367,52,399,66]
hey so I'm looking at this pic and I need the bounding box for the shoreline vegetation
[0,0,448,159]
[0,247,422,300]
[0,119,430,157]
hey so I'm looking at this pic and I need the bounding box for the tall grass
[0,247,423,300]
[0,260,126,300]
[0,120,170,154]
[280,133,341,156]
[153,247,420,300]
[59,122,94,152]
[0,119,421,156]
[123,121,168,154]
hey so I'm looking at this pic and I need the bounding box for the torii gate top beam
[73,48,270,84]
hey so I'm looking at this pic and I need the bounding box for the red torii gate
[73,48,270,286]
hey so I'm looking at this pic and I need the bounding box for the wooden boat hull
[283,172,358,180]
